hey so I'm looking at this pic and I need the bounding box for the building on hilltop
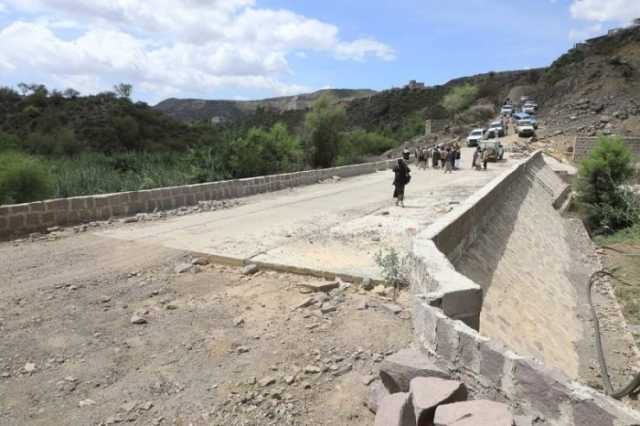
[406,80,425,90]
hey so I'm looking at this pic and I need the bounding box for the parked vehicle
[500,105,513,116]
[523,104,537,115]
[512,112,538,128]
[478,140,504,161]
[467,128,485,146]
[488,120,505,137]
[516,119,535,137]
[484,128,501,140]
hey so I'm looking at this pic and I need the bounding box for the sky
[0,0,638,105]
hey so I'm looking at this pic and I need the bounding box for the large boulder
[410,377,468,426]
[379,348,449,393]
[375,393,416,426]
[434,400,515,426]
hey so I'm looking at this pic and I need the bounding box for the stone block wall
[409,151,640,425]
[573,136,640,162]
[0,159,396,240]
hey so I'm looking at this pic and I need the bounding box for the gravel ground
[0,232,412,426]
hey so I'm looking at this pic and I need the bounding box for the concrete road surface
[101,149,518,280]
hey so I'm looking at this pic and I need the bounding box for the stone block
[434,400,514,426]
[512,358,570,421]
[9,203,30,215]
[454,321,483,370]
[29,202,45,213]
[94,196,110,209]
[379,348,449,393]
[0,216,7,230]
[374,393,415,426]
[366,381,390,413]
[41,212,56,226]
[435,315,460,364]
[70,197,87,210]
[8,215,25,229]
[410,377,467,426]
[413,299,440,350]
[45,199,69,212]
[26,213,41,227]
[479,339,507,387]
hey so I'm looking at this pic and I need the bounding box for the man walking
[392,150,411,207]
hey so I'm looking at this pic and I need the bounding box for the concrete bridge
[2,149,640,425]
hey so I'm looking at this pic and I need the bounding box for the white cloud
[0,0,394,101]
[568,23,603,41]
[570,0,640,24]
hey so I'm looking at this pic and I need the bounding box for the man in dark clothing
[392,157,411,207]
[432,147,440,168]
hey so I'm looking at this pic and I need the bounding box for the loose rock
[130,314,147,325]
[379,348,449,393]
[374,392,416,426]
[242,264,259,275]
[410,377,468,426]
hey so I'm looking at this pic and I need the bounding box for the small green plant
[375,248,409,299]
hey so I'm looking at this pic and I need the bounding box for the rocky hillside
[155,88,375,123]
[535,25,640,138]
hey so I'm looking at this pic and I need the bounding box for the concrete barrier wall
[0,159,396,240]
[409,152,640,425]
[573,136,640,162]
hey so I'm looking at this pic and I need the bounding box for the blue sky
[0,0,637,104]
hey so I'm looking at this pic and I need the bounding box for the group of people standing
[414,143,462,173]
[392,141,495,207]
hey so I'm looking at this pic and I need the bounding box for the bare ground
[0,232,412,426]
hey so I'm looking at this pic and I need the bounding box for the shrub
[442,83,479,113]
[0,151,53,204]
[576,136,639,231]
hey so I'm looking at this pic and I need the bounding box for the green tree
[442,83,479,113]
[302,95,346,168]
[576,136,639,231]
[114,83,133,99]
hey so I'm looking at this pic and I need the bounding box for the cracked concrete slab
[100,149,518,281]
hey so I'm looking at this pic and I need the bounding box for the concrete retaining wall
[573,136,640,162]
[0,159,396,240]
[409,151,640,425]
